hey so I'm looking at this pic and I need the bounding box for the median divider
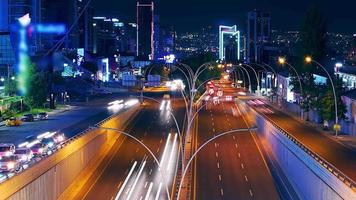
[0,105,141,200]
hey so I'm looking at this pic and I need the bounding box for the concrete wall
[239,102,356,200]
[0,105,140,200]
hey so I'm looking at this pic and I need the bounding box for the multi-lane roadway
[192,81,280,200]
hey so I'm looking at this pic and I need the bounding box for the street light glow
[278,57,286,65]
[305,56,312,63]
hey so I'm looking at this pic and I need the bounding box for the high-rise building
[247,10,271,63]
[77,0,94,53]
[136,0,154,60]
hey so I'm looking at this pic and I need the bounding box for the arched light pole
[305,56,340,135]
[236,65,252,92]
[278,57,304,119]
[239,63,259,94]
[278,57,303,98]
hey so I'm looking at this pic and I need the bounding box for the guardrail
[0,106,134,184]
[248,103,356,192]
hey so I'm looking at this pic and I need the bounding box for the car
[0,144,16,159]
[35,112,48,120]
[29,142,49,157]
[0,155,22,172]
[6,117,22,126]
[41,138,56,150]
[21,114,35,122]
[53,132,66,144]
[14,148,33,163]
[163,94,170,100]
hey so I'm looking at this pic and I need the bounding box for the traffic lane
[83,99,184,200]
[222,101,279,199]
[196,102,253,199]
[83,106,167,200]
[196,104,224,200]
[196,101,279,200]
[253,103,356,181]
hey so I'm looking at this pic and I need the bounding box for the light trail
[160,100,166,111]
[155,182,163,200]
[114,161,138,200]
[127,160,147,199]
[144,182,154,200]
[160,134,172,168]
[166,133,178,171]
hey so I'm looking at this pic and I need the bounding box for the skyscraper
[247,10,271,63]
[136,0,154,60]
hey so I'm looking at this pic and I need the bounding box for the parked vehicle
[0,144,16,159]
[21,114,35,122]
[14,148,33,163]
[0,155,21,172]
[6,117,22,126]
[35,112,48,121]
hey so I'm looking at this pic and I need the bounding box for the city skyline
[94,0,356,33]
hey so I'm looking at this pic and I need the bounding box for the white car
[0,144,15,159]
[0,155,22,172]
[14,148,33,163]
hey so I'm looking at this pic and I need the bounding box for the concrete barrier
[238,101,356,200]
[0,105,140,200]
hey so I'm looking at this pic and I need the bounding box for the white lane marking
[217,162,220,169]
[220,188,224,196]
[144,182,154,200]
[155,182,163,200]
[233,136,236,140]
[213,128,215,132]
[136,148,139,153]
[149,168,153,175]
[238,153,241,158]
[241,163,244,169]
[126,160,146,199]
[215,152,219,158]
[212,122,215,126]
[160,139,163,144]
[249,189,254,196]
[144,181,148,188]
[156,147,160,153]
[235,143,238,148]
[114,161,137,200]
[218,174,222,181]
[245,175,248,182]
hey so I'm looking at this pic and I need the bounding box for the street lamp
[305,56,340,135]
[239,63,260,95]
[278,57,304,119]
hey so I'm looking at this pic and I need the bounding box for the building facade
[136,0,154,60]
[247,10,271,63]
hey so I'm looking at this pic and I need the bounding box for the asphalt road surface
[193,80,280,200]
[76,92,186,200]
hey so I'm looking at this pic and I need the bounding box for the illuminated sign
[164,54,176,64]
[219,25,240,61]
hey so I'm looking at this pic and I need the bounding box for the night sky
[93,0,356,33]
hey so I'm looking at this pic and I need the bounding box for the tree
[4,79,17,96]
[24,64,49,108]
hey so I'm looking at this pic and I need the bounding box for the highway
[193,81,280,200]
[76,92,185,200]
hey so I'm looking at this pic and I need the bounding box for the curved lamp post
[239,63,259,94]
[278,57,304,119]
[305,56,340,135]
